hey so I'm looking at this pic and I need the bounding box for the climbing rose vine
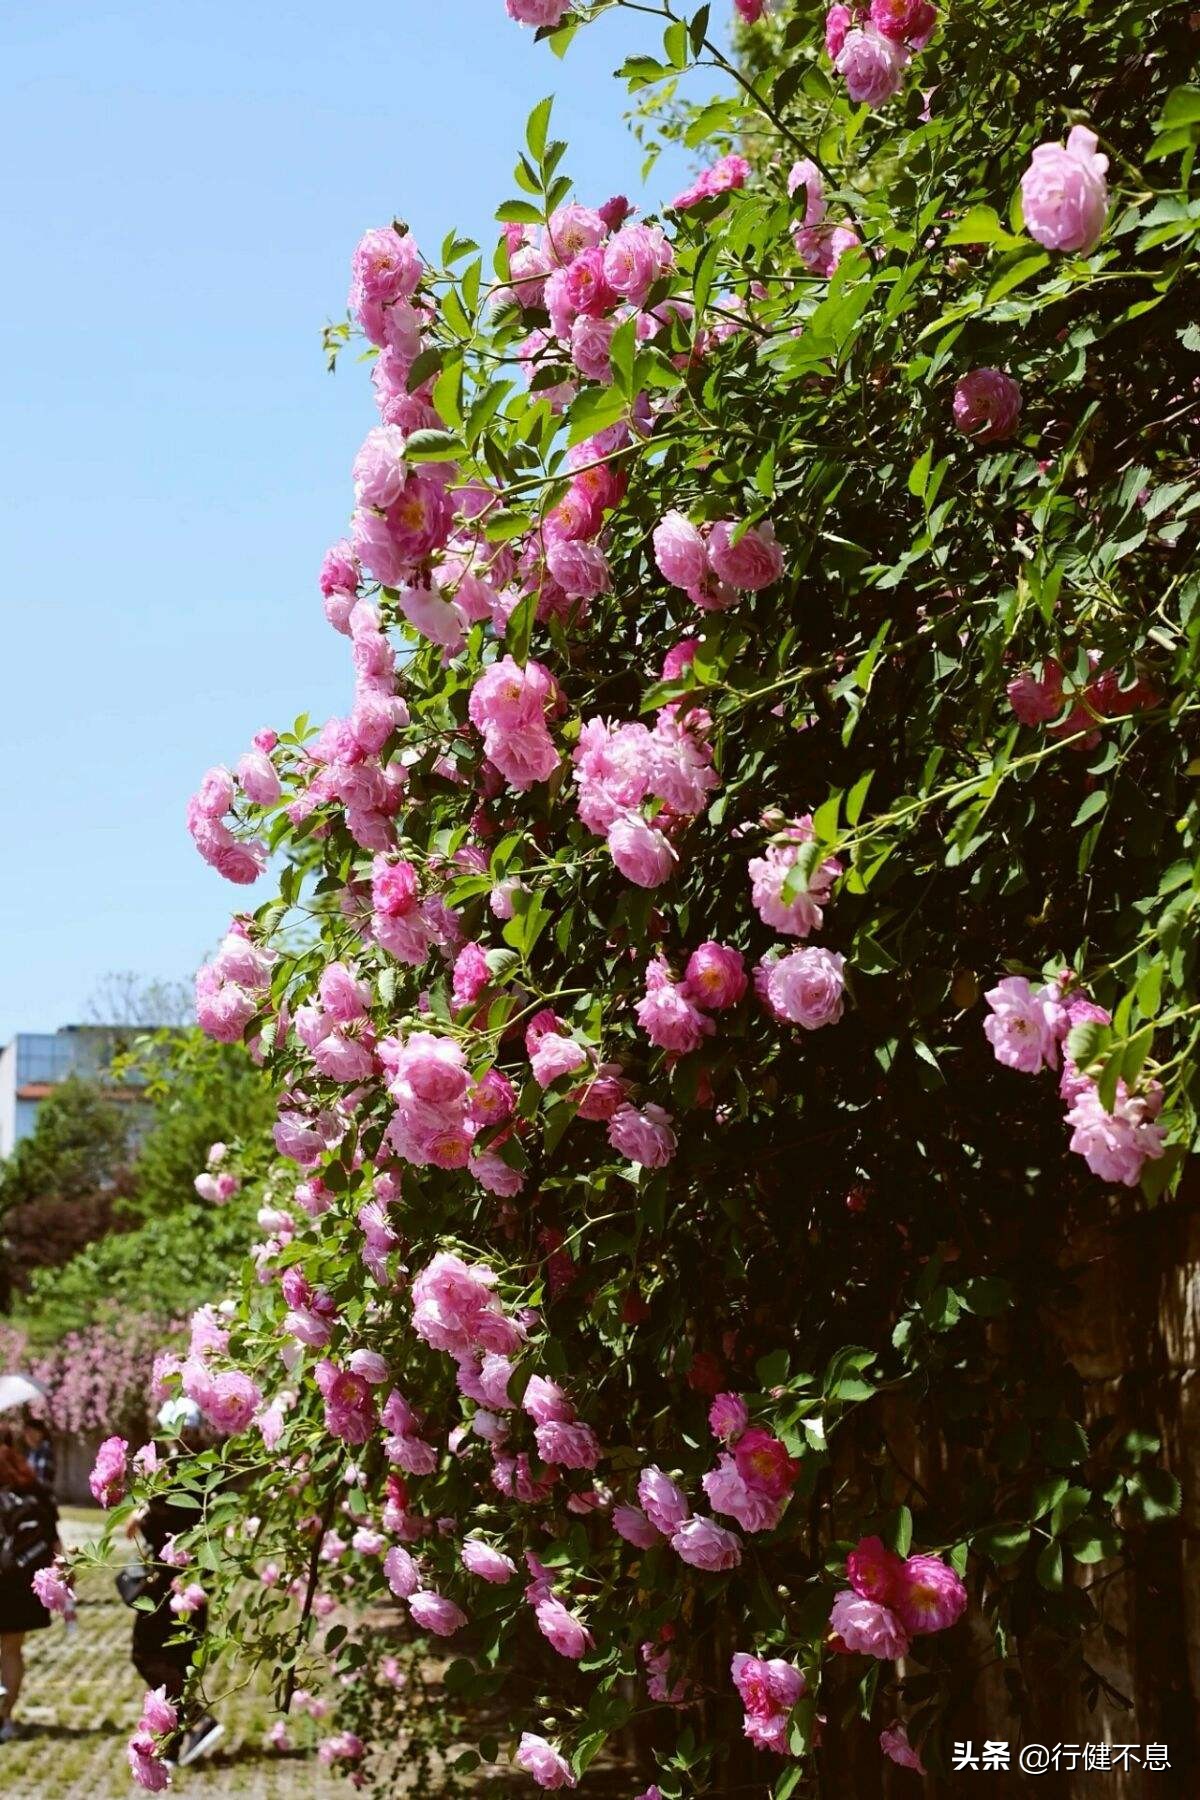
[111,0,1198,1792]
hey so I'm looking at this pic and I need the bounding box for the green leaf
[974,1522,1030,1565]
[526,95,554,164]
[943,204,1024,248]
[1036,1540,1064,1591]
[1072,789,1108,828]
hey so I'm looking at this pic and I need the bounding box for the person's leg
[0,1634,25,1719]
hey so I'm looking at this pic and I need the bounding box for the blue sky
[0,3,718,1044]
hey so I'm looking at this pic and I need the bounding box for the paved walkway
[2,1512,376,1800]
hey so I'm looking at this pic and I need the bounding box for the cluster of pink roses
[193,1138,240,1205]
[185,738,277,884]
[653,509,784,610]
[829,1533,967,1660]
[984,974,1166,1187]
[89,1433,129,1508]
[749,817,848,1032]
[788,157,861,278]
[127,1688,178,1793]
[730,1651,806,1756]
[1006,654,1157,747]
[468,654,563,791]
[635,941,746,1053]
[572,704,718,887]
[825,1,938,109]
[704,1394,800,1533]
[502,195,675,390]
[194,921,274,1045]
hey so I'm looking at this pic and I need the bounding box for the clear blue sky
[0,3,719,1044]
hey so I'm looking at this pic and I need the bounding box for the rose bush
[108,1,1199,1792]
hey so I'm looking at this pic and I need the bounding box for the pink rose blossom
[685,941,747,1010]
[653,512,710,590]
[835,25,910,106]
[516,1733,577,1789]
[1065,1080,1167,1187]
[671,1514,743,1570]
[534,1593,594,1659]
[536,1420,601,1470]
[384,1544,421,1599]
[881,1722,927,1773]
[608,1102,677,1168]
[637,1465,690,1535]
[707,520,784,591]
[825,4,852,56]
[1007,659,1064,725]
[1021,126,1109,255]
[953,369,1023,445]
[462,1539,518,1583]
[608,814,676,888]
[829,1589,909,1658]
[982,975,1068,1073]
[894,1554,968,1635]
[731,1652,806,1754]
[763,948,847,1030]
[613,1503,662,1547]
[708,1392,749,1442]
[408,1589,468,1636]
[89,1435,128,1508]
[636,958,714,1053]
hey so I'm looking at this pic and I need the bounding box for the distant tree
[0,1076,134,1306]
[81,970,194,1028]
[17,1031,275,1343]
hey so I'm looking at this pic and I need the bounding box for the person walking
[0,1429,60,1745]
[127,1401,222,1768]
[19,1413,55,1491]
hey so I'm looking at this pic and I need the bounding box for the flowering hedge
[107,1,1198,1792]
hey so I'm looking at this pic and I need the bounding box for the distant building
[0,1026,140,1159]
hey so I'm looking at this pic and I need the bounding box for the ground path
[2,1509,379,1800]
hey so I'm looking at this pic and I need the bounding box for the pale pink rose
[534,1593,594,1659]
[787,157,826,225]
[470,1151,525,1197]
[835,25,910,106]
[515,1733,577,1789]
[1021,125,1109,255]
[536,1420,601,1470]
[825,3,852,56]
[522,1374,573,1425]
[127,1728,171,1792]
[409,1590,467,1636]
[653,512,710,589]
[613,1503,662,1547]
[763,948,847,1029]
[829,1589,909,1658]
[703,1455,782,1533]
[350,226,421,310]
[880,1722,926,1773]
[672,153,751,211]
[602,224,674,306]
[347,1348,389,1385]
[637,1465,691,1535]
[462,1539,517,1583]
[608,1102,677,1168]
[608,814,676,888]
[636,958,714,1053]
[793,221,862,277]
[384,1544,421,1599]
[671,1514,743,1570]
[194,765,235,818]
[530,1032,589,1088]
[237,748,281,806]
[352,424,410,508]
[32,1562,73,1615]
[707,520,784,590]
[982,975,1068,1073]
[1065,1080,1167,1187]
[953,368,1023,444]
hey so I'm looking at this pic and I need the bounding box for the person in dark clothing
[0,1431,60,1744]
[127,1402,222,1768]
[19,1414,55,1492]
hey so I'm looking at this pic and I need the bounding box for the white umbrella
[0,1373,46,1414]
